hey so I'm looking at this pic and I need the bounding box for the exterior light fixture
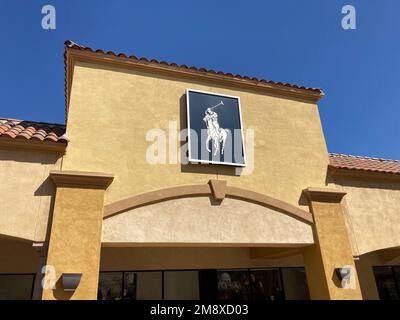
[62,273,82,292]
[335,267,352,281]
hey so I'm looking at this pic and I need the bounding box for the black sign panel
[186,89,246,166]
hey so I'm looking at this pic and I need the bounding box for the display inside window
[217,269,251,300]
[98,267,311,301]
[373,266,400,300]
[249,269,284,300]
[98,272,162,300]
[98,272,123,300]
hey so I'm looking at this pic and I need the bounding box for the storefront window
[0,274,35,300]
[373,266,400,300]
[99,272,162,300]
[217,269,252,300]
[164,271,199,300]
[98,272,123,300]
[98,267,310,301]
[125,272,162,300]
[249,269,284,300]
[281,268,310,300]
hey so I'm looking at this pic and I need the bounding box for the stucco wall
[335,177,400,255]
[43,186,105,300]
[63,61,329,210]
[102,197,314,245]
[0,149,62,241]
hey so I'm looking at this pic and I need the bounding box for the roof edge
[329,152,400,163]
[329,166,400,181]
[0,136,67,153]
[64,40,324,121]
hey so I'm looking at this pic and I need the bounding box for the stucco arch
[102,181,314,246]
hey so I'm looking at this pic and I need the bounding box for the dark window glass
[217,269,251,300]
[249,269,284,300]
[98,272,123,300]
[281,268,310,300]
[394,266,400,293]
[0,274,34,300]
[199,269,218,300]
[164,271,199,300]
[124,272,162,300]
[98,267,312,301]
[373,267,399,300]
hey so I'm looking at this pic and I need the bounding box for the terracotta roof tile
[0,118,68,144]
[329,153,400,174]
[63,40,324,120]
[64,40,323,94]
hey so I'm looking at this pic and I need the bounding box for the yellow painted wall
[63,61,329,209]
[42,187,105,300]
[303,200,362,300]
[335,177,400,255]
[0,149,62,241]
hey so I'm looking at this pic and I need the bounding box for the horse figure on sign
[203,101,228,156]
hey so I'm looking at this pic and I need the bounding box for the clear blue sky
[0,1,399,159]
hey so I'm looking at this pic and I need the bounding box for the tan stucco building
[0,40,399,300]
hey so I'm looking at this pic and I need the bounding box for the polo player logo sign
[203,101,228,156]
[186,89,246,166]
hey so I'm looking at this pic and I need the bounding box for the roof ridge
[0,118,66,127]
[329,153,400,163]
[64,40,324,94]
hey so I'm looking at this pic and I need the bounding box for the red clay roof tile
[0,118,68,144]
[329,153,400,175]
[64,40,324,94]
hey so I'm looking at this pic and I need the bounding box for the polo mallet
[208,100,224,111]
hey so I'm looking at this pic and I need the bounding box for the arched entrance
[99,181,314,300]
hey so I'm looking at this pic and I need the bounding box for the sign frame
[186,88,247,167]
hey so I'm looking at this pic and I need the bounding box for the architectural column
[42,170,113,300]
[302,188,362,300]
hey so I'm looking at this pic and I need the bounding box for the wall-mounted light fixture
[335,267,351,281]
[62,273,82,292]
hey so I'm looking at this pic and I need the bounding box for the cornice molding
[50,170,114,189]
[104,180,314,224]
[303,187,347,203]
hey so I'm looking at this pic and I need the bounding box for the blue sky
[0,1,399,159]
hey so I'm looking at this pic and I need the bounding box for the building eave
[64,41,325,122]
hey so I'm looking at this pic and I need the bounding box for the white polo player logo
[203,101,228,156]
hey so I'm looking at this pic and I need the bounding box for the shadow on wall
[0,148,59,165]
[52,276,74,300]
[0,149,61,298]
[334,174,400,191]
[34,177,55,197]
